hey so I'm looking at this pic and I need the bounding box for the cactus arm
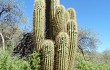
[42,40,54,70]
[67,20,78,70]
[68,8,76,21]
[52,5,66,40]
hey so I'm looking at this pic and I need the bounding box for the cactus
[55,32,69,70]
[64,11,70,32]
[50,0,60,19]
[33,0,78,70]
[68,8,76,21]
[67,20,78,70]
[64,11,70,22]
[74,20,78,63]
[52,5,66,40]
[45,0,60,39]
[33,0,45,52]
[41,40,54,70]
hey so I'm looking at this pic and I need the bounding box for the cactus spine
[67,20,78,70]
[52,5,65,39]
[33,0,45,52]
[42,40,54,70]
[55,32,69,70]
[68,8,76,21]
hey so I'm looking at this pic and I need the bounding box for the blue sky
[23,0,110,53]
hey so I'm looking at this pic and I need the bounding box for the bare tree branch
[0,31,5,50]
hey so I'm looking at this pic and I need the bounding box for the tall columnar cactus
[55,32,69,70]
[41,40,54,70]
[33,0,78,70]
[45,0,60,39]
[68,8,76,21]
[33,0,45,52]
[67,20,78,70]
[52,5,66,40]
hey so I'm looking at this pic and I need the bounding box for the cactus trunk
[33,0,45,52]
[55,32,69,70]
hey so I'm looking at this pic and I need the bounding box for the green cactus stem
[52,5,66,40]
[64,11,70,32]
[67,20,78,70]
[50,0,60,19]
[33,0,45,52]
[68,8,76,21]
[55,32,69,70]
[41,40,54,70]
[45,0,60,39]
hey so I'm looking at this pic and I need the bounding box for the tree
[13,32,34,57]
[0,0,26,48]
[0,0,26,24]
[102,49,110,63]
[78,27,100,59]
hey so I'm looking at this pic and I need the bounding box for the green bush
[76,54,110,70]
[26,51,40,70]
[0,48,40,70]
[0,48,30,70]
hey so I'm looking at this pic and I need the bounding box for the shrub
[0,48,40,70]
[76,54,110,70]
[0,48,30,70]
[26,51,40,70]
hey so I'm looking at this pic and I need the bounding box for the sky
[23,0,110,53]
